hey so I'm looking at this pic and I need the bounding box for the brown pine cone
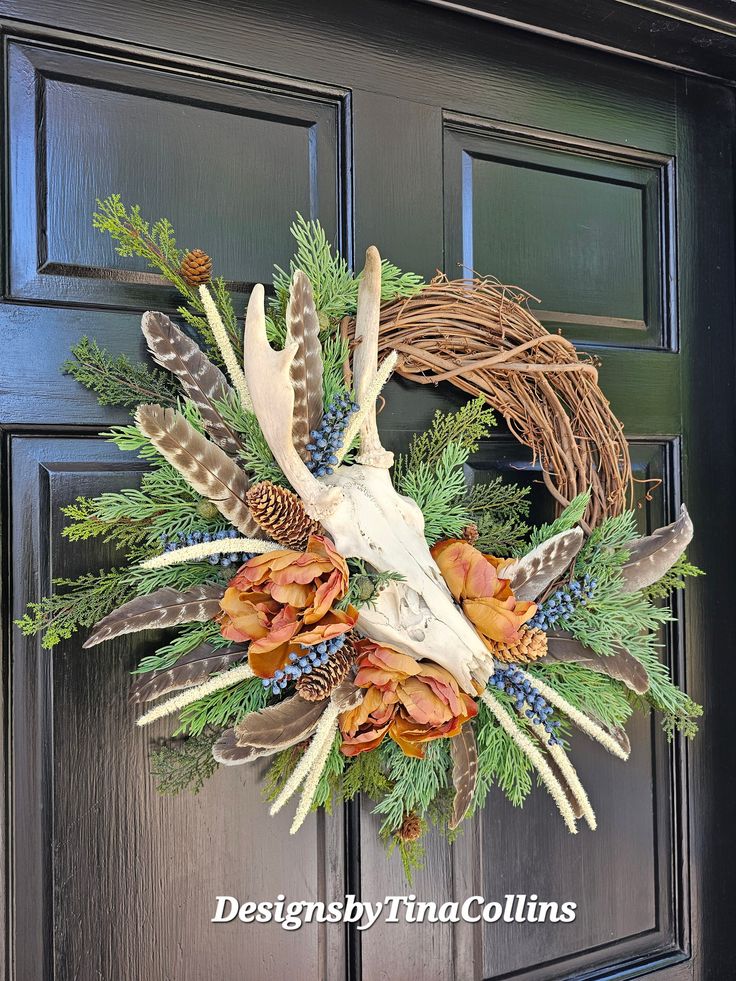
[487,627,548,664]
[397,811,423,843]
[180,248,212,286]
[296,636,358,701]
[461,523,479,544]
[246,481,321,549]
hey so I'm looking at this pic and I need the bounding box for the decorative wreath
[18,199,702,879]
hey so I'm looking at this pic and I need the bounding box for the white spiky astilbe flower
[199,284,253,411]
[481,690,578,834]
[288,708,340,834]
[270,701,340,826]
[521,669,630,760]
[546,741,597,830]
[139,537,280,570]
[336,350,398,463]
[136,663,254,727]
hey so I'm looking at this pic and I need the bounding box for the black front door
[2,1,733,978]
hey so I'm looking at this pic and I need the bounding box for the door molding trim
[414,0,736,83]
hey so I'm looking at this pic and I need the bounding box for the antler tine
[353,247,394,468]
[243,285,340,521]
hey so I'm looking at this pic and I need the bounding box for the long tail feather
[286,271,323,458]
[84,584,223,648]
[620,504,694,593]
[129,642,248,702]
[504,528,584,601]
[449,725,478,829]
[135,404,261,537]
[546,631,650,694]
[141,312,243,454]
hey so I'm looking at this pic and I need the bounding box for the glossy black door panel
[1,2,732,978]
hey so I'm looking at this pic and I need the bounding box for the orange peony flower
[431,539,537,649]
[218,535,356,678]
[339,641,477,759]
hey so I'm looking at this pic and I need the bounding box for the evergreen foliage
[466,477,531,554]
[471,701,534,812]
[174,676,269,737]
[394,399,497,544]
[523,491,590,552]
[373,738,451,836]
[64,337,178,409]
[133,620,228,675]
[397,443,470,544]
[92,194,240,359]
[150,730,220,795]
[273,213,424,322]
[15,569,134,649]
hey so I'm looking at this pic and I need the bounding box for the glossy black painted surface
[1,1,734,978]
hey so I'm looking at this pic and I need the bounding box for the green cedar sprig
[133,621,228,675]
[64,337,179,410]
[521,490,590,553]
[150,730,220,795]
[92,194,240,359]
[173,676,269,737]
[273,213,424,323]
[398,443,471,544]
[465,477,531,554]
[15,569,134,650]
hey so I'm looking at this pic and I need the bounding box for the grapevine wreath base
[18,201,702,879]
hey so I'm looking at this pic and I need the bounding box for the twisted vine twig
[365,275,633,527]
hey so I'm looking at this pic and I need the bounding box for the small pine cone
[488,627,548,664]
[296,636,358,701]
[246,481,321,549]
[397,811,423,843]
[180,248,212,286]
[461,523,479,544]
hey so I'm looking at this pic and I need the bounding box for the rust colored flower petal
[463,596,536,644]
[248,641,291,679]
[297,607,358,646]
[397,676,452,726]
[431,539,498,600]
[269,581,314,608]
[307,568,346,623]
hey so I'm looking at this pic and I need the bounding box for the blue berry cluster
[261,633,348,695]
[160,529,255,568]
[527,574,597,631]
[306,392,359,477]
[488,664,563,746]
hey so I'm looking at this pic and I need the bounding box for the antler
[243,285,341,521]
[352,247,394,469]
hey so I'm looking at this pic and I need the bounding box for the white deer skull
[243,248,495,693]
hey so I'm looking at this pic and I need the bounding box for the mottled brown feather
[83,584,224,648]
[141,311,243,454]
[449,724,478,829]
[135,404,260,536]
[619,504,694,593]
[507,528,584,601]
[286,270,323,458]
[233,693,326,749]
[546,631,650,694]
[128,642,248,702]
[212,731,278,766]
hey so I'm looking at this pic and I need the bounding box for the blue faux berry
[527,575,596,631]
[306,390,359,477]
[488,663,563,745]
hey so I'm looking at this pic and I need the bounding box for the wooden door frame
[416,0,736,83]
[1,3,734,980]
